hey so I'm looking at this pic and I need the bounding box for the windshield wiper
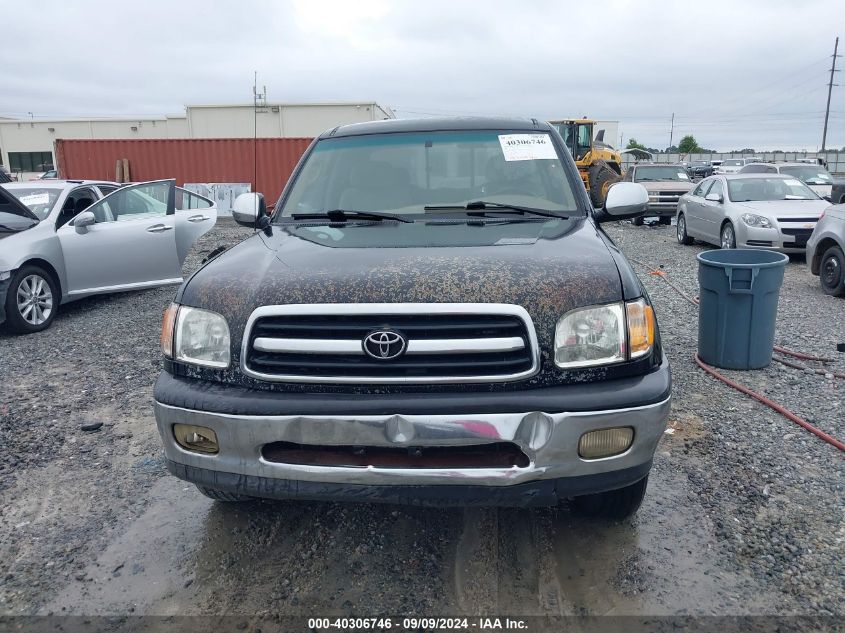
[424,201,569,219]
[289,209,413,223]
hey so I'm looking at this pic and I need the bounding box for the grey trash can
[697,249,789,369]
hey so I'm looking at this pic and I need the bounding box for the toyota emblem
[362,330,407,360]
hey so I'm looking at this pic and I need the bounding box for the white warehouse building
[0,102,394,178]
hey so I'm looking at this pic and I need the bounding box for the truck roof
[323,116,552,138]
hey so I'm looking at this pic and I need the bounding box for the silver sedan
[806,203,845,296]
[675,174,829,252]
[0,179,217,333]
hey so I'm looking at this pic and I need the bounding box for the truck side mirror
[232,193,268,228]
[596,182,649,222]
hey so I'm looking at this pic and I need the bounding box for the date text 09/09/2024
[307,617,529,630]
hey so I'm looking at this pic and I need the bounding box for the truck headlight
[554,299,655,369]
[170,305,230,368]
[741,213,771,228]
[554,303,625,368]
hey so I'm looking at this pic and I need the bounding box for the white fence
[621,152,844,174]
[183,183,251,216]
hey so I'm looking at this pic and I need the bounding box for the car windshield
[692,161,709,166]
[3,187,61,220]
[633,166,690,182]
[277,130,578,220]
[727,177,818,202]
[724,160,743,166]
[779,166,832,185]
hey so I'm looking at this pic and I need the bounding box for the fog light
[578,427,634,459]
[173,424,219,454]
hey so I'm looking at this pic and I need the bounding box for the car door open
[174,188,218,264]
[57,180,183,296]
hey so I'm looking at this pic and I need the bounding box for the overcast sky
[3,0,842,151]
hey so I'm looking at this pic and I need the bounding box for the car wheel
[677,213,694,245]
[720,222,736,249]
[631,216,644,226]
[659,216,672,225]
[571,476,649,520]
[196,485,253,502]
[4,265,59,334]
[820,245,845,297]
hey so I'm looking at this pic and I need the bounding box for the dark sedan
[688,160,714,179]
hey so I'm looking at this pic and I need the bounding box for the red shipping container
[54,137,313,205]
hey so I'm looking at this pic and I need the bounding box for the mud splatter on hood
[179,219,624,366]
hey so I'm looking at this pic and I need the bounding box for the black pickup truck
[154,117,671,519]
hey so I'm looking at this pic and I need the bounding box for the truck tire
[588,160,621,208]
[196,485,253,502]
[571,476,649,520]
[4,265,59,334]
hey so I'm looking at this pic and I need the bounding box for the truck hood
[180,218,624,354]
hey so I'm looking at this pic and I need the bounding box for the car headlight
[554,299,655,369]
[741,213,771,228]
[162,304,230,368]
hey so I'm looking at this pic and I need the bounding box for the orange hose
[694,354,845,452]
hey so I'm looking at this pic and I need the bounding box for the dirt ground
[1,219,842,630]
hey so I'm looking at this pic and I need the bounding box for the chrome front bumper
[154,396,671,488]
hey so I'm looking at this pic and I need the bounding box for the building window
[9,151,54,173]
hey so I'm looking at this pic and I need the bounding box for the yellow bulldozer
[548,118,622,207]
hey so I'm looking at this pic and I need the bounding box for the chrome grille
[241,303,540,384]
[647,191,686,205]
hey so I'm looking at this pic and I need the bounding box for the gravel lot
[0,218,842,621]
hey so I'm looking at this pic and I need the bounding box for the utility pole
[669,112,675,150]
[252,72,267,196]
[821,37,840,151]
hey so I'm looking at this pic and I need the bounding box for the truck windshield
[278,131,579,220]
[633,166,690,182]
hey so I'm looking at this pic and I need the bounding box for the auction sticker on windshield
[498,134,558,161]
[19,193,51,206]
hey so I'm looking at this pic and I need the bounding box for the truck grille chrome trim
[241,303,541,384]
[252,336,526,355]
